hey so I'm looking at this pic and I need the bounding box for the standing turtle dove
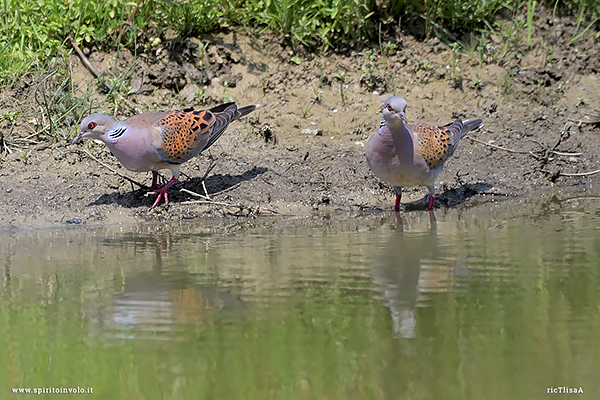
[365,96,482,211]
[73,102,258,208]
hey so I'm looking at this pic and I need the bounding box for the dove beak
[72,131,86,144]
[398,111,407,124]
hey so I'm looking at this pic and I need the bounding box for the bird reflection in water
[370,211,437,339]
[85,233,243,340]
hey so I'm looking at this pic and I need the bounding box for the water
[2,200,600,399]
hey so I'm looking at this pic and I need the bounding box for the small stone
[301,128,322,136]
[229,51,241,63]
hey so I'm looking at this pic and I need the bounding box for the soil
[1,11,599,230]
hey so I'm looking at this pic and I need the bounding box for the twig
[583,112,600,117]
[202,180,210,199]
[551,150,582,157]
[67,34,138,113]
[559,169,600,177]
[124,1,142,26]
[561,196,600,201]
[210,181,244,197]
[468,137,531,154]
[72,148,147,189]
[180,187,211,200]
[10,137,39,144]
[470,137,581,158]
[567,118,600,125]
[201,154,217,180]
[180,200,279,215]
[528,139,581,157]
[196,153,219,198]
[180,200,237,207]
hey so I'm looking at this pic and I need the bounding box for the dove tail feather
[208,102,236,113]
[237,104,259,118]
[204,104,258,151]
[460,119,483,138]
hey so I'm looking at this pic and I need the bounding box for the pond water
[2,198,600,399]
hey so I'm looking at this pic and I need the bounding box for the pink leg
[394,194,401,212]
[152,176,178,208]
[151,171,159,191]
[427,195,435,211]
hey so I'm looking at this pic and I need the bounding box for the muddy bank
[1,16,599,230]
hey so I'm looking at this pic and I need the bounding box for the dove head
[382,96,408,125]
[72,114,117,144]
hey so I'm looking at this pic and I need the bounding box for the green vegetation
[2,0,599,86]
[0,0,598,145]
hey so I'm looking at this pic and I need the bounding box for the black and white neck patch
[107,125,128,141]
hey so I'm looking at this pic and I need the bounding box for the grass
[526,0,537,47]
[2,0,599,85]
[0,0,599,143]
[333,71,348,104]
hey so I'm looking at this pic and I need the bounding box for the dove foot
[152,177,178,208]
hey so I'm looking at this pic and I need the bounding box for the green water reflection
[1,201,600,399]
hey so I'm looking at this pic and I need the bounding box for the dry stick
[470,135,600,178]
[124,1,142,26]
[562,195,600,201]
[583,112,600,120]
[180,187,211,200]
[201,180,211,199]
[567,118,600,125]
[468,137,531,154]
[180,200,237,207]
[67,35,138,113]
[210,181,244,197]
[180,173,241,200]
[469,137,581,157]
[183,201,280,215]
[200,153,219,196]
[559,169,600,177]
[551,150,582,156]
[72,148,147,189]
[176,157,218,199]
[180,191,272,213]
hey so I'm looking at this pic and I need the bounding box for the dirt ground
[1,12,599,230]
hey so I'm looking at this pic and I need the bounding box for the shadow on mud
[88,166,268,208]
[403,182,496,211]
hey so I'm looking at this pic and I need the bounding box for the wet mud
[1,15,599,229]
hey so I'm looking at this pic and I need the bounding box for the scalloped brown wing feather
[408,120,463,170]
[157,109,215,164]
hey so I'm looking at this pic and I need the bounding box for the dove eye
[87,122,97,130]
[386,104,393,112]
